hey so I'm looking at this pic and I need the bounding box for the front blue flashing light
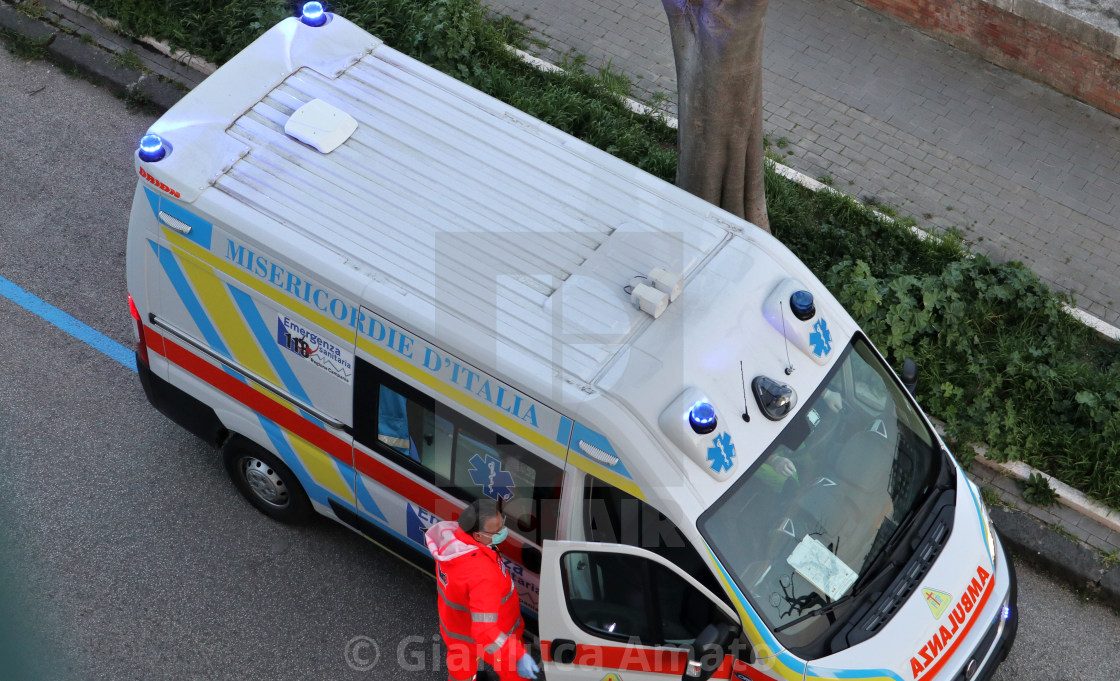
[790,289,816,321]
[137,134,167,162]
[689,402,718,435]
[301,1,327,26]
[1001,605,1011,621]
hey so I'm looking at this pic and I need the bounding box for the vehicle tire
[222,437,312,524]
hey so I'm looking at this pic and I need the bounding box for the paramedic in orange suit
[425,499,540,681]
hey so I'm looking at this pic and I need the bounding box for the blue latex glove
[516,652,540,679]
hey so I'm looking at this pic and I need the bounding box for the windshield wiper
[849,501,922,594]
[848,447,949,595]
[772,590,857,633]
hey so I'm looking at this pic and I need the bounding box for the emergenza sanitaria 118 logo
[277,315,354,384]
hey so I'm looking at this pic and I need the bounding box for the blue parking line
[0,275,136,372]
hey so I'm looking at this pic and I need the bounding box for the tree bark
[662,0,771,232]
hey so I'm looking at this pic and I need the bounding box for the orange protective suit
[426,520,526,681]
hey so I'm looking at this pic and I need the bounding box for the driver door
[539,540,743,680]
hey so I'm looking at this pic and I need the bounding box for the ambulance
[125,5,1017,680]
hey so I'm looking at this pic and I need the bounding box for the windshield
[698,336,939,652]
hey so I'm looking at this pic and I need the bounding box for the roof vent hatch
[284,98,357,153]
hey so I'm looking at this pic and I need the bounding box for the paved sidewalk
[486,0,1120,325]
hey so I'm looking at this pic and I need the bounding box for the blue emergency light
[689,402,718,434]
[137,134,167,162]
[790,289,816,321]
[301,1,327,26]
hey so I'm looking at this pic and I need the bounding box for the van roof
[142,17,848,503]
[147,17,746,390]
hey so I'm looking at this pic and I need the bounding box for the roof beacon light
[137,134,167,162]
[790,289,816,321]
[301,1,328,26]
[689,401,718,434]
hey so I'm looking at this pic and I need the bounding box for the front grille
[857,506,952,634]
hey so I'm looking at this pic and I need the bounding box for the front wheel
[223,437,312,524]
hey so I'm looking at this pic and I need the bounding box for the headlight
[968,480,999,569]
[981,503,998,569]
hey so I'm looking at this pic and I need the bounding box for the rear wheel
[223,437,312,524]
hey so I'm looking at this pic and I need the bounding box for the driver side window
[561,551,728,646]
[583,477,729,602]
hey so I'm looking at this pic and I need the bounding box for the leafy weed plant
[1021,473,1058,507]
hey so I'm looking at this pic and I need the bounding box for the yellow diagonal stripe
[174,240,355,504]
[164,228,644,500]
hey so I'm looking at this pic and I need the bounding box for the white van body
[125,13,1016,681]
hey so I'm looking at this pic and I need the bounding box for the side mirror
[682,622,733,681]
[901,358,919,396]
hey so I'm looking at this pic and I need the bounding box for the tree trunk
[662,0,771,232]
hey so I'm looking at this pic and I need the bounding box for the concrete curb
[0,1,184,110]
[990,504,1120,611]
[977,454,1120,536]
[4,0,1120,608]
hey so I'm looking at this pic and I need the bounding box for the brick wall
[852,0,1120,119]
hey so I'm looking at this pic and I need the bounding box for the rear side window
[354,357,562,543]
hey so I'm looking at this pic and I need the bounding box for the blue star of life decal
[707,432,736,473]
[809,318,833,357]
[467,454,516,502]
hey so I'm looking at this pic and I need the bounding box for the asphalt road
[0,47,443,681]
[0,43,1118,681]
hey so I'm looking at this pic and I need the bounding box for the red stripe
[541,640,734,678]
[147,327,351,460]
[147,324,528,561]
[352,446,526,561]
[143,323,166,358]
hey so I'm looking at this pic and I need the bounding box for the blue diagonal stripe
[156,245,230,358]
[226,284,322,427]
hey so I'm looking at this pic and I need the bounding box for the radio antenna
[739,361,750,422]
[780,300,794,375]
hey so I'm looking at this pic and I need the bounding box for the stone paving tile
[1065,521,1101,545]
[1026,505,1063,528]
[1083,531,1120,554]
[990,473,1022,495]
[1052,503,1091,528]
[995,489,1020,508]
[485,0,1120,326]
[1084,518,1116,542]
